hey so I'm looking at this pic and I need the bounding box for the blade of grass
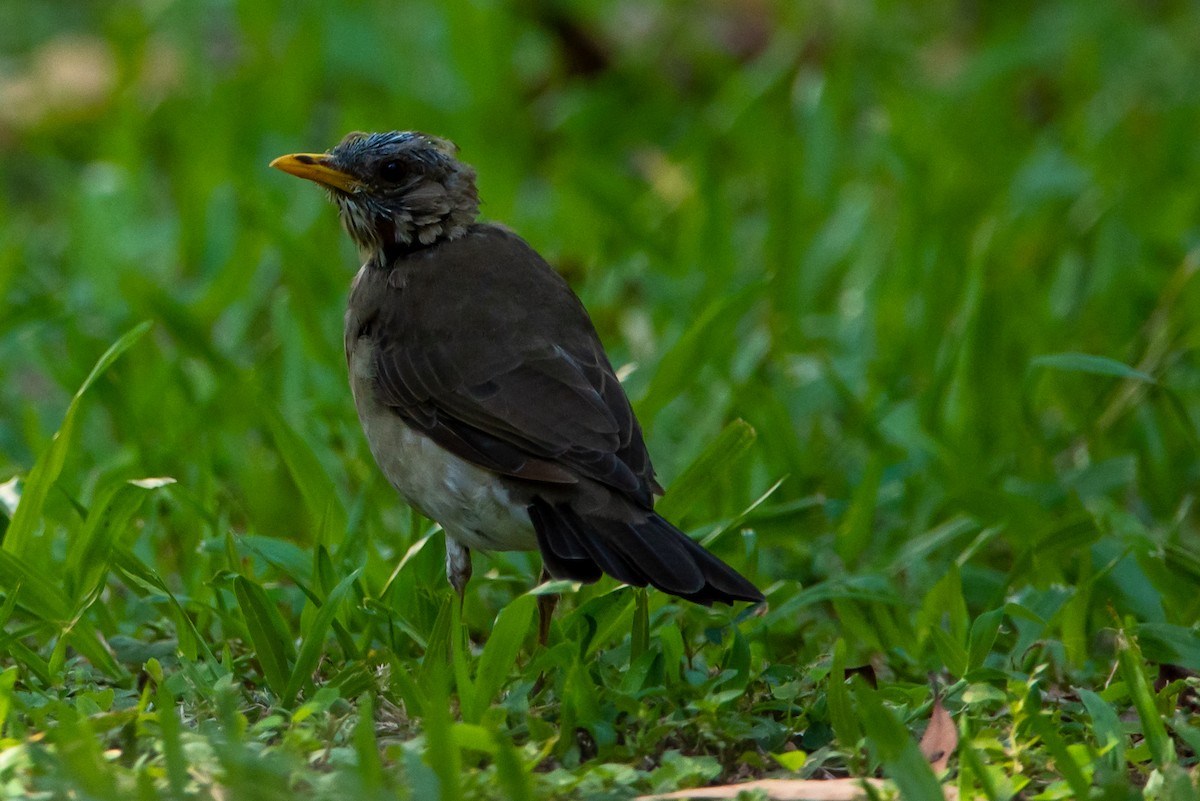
[852,677,944,801]
[655,418,757,522]
[233,576,294,698]
[0,666,16,736]
[111,548,212,662]
[156,678,188,798]
[450,598,476,722]
[283,567,362,706]
[0,629,51,686]
[1030,352,1156,383]
[50,707,120,801]
[828,638,860,756]
[0,548,70,621]
[491,727,535,801]
[5,321,152,559]
[1028,710,1092,798]
[420,596,454,689]
[264,404,347,539]
[0,548,129,680]
[631,588,649,663]
[967,608,1004,673]
[635,286,762,423]
[469,593,535,723]
[1117,626,1175,768]
[68,479,170,608]
[837,454,882,564]
[1078,688,1125,771]
[352,693,385,798]
[422,663,462,801]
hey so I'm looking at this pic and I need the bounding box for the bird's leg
[445,536,472,605]
[536,567,558,646]
[529,568,559,698]
[443,536,475,672]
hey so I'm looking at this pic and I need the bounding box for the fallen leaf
[636,778,887,800]
[636,777,960,800]
[919,695,959,774]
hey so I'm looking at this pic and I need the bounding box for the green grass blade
[725,627,751,692]
[449,597,477,723]
[264,404,348,539]
[469,593,535,723]
[580,588,636,659]
[1135,622,1200,671]
[491,727,535,801]
[233,576,293,698]
[420,597,454,689]
[241,535,316,597]
[283,567,361,705]
[1030,352,1156,383]
[929,626,968,679]
[388,654,425,717]
[1028,711,1092,798]
[654,418,757,522]
[63,620,127,681]
[852,677,945,801]
[827,639,860,756]
[50,708,120,801]
[634,286,762,423]
[421,665,462,801]
[967,608,1004,673]
[0,631,51,686]
[1078,688,1125,770]
[956,719,1000,801]
[314,544,337,596]
[5,321,152,559]
[631,588,649,663]
[0,548,70,621]
[1118,627,1176,768]
[68,479,168,607]
[111,548,213,663]
[836,454,882,564]
[378,528,437,599]
[155,679,188,798]
[352,693,385,798]
[0,666,16,736]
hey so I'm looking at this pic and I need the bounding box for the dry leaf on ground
[637,777,961,800]
[919,695,959,774]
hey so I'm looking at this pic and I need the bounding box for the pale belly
[348,338,538,553]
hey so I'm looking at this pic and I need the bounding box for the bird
[270,131,764,639]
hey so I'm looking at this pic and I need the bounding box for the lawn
[2,1,1200,799]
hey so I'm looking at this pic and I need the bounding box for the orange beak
[269,153,362,193]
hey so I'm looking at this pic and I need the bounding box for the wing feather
[361,225,659,507]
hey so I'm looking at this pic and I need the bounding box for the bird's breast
[346,331,538,553]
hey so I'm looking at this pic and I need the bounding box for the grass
[2,0,1200,798]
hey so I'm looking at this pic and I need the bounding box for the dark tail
[527,498,764,606]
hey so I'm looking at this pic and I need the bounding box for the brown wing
[363,224,661,509]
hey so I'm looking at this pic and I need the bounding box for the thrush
[271,131,764,629]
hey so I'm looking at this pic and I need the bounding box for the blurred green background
[3,0,1200,762]
[6,0,1199,598]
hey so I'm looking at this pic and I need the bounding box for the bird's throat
[333,172,478,262]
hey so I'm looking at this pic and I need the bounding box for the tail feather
[528,500,602,583]
[528,498,764,606]
[666,523,766,605]
[566,502,705,596]
[550,503,642,586]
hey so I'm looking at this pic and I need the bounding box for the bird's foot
[446,537,472,598]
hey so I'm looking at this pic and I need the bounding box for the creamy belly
[347,336,538,553]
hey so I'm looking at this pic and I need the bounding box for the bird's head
[271,131,479,258]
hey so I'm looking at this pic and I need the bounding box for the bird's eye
[378,160,404,182]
